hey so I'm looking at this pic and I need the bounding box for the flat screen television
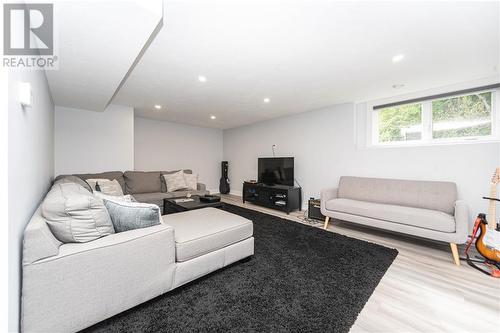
[258,157,294,186]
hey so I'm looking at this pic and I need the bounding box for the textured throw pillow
[163,170,187,192]
[42,182,115,243]
[86,178,124,196]
[103,200,162,233]
[98,179,124,196]
[85,178,110,191]
[184,173,198,190]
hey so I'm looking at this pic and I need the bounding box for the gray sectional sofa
[321,176,468,266]
[55,169,209,212]
[22,175,254,333]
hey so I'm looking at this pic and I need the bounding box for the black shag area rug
[83,204,398,333]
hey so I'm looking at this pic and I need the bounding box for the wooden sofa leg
[323,216,330,230]
[450,243,460,266]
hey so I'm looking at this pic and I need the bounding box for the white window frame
[368,89,500,148]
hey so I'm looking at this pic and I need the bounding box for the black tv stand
[242,182,302,214]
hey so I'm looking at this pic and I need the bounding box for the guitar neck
[488,184,497,229]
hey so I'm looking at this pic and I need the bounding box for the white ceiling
[53,1,500,128]
[46,0,163,111]
[113,0,500,129]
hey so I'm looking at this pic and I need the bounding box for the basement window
[376,102,422,143]
[370,85,499,146]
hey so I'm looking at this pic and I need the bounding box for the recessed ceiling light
[154,104,162,110]
[392,54,405,63]
[263,98,270,103]
[198,75,207,82]
[210,115,216,120]
[392,84,405,89]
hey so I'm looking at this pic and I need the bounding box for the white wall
[8,70,55,332]
[54,105,134,175]
[134,117,223,192]
[54,109,222,191]
[223,103,499,224]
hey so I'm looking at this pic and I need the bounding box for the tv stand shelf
[242,182,302,214]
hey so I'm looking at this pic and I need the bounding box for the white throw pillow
[42,182,115,243]
[85,178,110,191]
[98,179,124,196]
[163,170,187,192]
[86,178,124,196]
[184,173,198,190]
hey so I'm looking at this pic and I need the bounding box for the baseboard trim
[229,190,242,197]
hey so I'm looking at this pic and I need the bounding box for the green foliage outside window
[432,92,491,139]
[377,92,493,143]
[378,103,422,142]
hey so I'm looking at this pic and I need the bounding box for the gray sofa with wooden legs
[320,176,468,265]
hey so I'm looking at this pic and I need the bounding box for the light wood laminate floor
[221,194,500,333]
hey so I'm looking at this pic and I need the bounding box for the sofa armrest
[30,224,175,265]
[320,187,338,215]
[23,207,62,265]
[454,200,469,244]
[22,224,176,333]
[197,183,207,191]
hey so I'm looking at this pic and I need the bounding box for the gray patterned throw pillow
[103,200,162,233]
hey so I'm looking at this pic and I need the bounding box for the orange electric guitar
[465,168,500,277]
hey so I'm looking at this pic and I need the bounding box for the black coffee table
[163,196,223,214]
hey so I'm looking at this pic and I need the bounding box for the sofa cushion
[325,198,455,233]
[72,171,126,195]
[94,191,135,203]
[131,192,168,207]
[42,182,115,243]
[337,176,457,215]
[163,208,253,262]
[124,171,162,194]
